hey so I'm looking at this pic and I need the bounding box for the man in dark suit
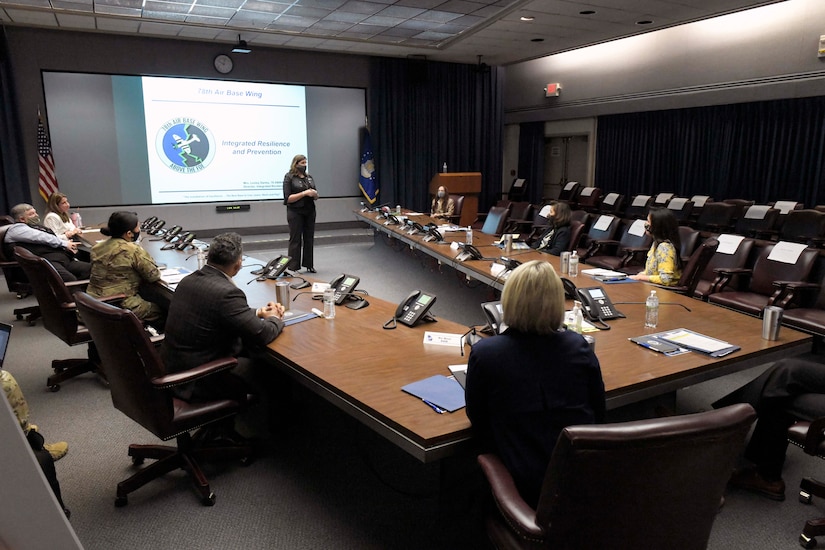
[162,232,285,405]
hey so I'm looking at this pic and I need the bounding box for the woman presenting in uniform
[283,154,318,273]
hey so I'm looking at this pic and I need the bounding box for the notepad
[159,267,192,286]
[401,375,466,412]
[657,328,740,357]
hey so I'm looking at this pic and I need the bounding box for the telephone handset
[264,255,291,279]
[252,255,291,277]
[147,220,166,235]
[406,220,425,235]
[481,300,507,335]
[383,213,400,226]
[174,233,196,250]
[456,243,484,262]
[422,227,444,243]
[575,286,625,321]
[329,273,360,305]
[395,290,437,327]
[163,225,183,241]
[141,216,158,230]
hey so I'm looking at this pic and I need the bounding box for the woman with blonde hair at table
[465,260,605,508]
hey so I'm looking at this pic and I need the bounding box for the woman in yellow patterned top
[630,207,682,286]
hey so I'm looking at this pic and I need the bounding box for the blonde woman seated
[465,260,605,508]
[43,193,81,241]
[630,207,683,286]
[430,185,455,219]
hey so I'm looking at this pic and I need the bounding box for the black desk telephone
[575,286,625,321]
[174,233,196,250]
[329,273,360,304]
[406,220,426,235]
[147,220,166,235]
[163,225,183,241]
[395,290,437,327]
[481,300,506,334]
[456,243,484,262]
[252,255,291,279]
[141,216,158,230]
[422,227,444,243]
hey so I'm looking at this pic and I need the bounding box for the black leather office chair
[480,206,510,236]
[695,202,736,234]
[575,214,621,257]
[624,194,653,220]
[693,236,754,301]
[598,192,625,216]
[478,404,755,550]
[734,205,780,239]
[667,197,694,225]
[575,187,602,213]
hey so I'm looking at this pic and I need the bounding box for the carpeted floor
[4,232,825,549]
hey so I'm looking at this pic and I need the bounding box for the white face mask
[437,191,445,198]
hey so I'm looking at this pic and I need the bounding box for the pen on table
[423,399,445,414]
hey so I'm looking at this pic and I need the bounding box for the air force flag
[359,130,379,205]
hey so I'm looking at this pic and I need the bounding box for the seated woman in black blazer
[465,260,605,508]
[530,201,572,256]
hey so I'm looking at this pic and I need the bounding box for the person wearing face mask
[4,203,90,282]
[86,211,165,327]
[430,186,455,219]
[629,207,682,286]
[530,201,572,256]
[283,154,318,273]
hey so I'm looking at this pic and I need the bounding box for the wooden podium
[429,172,481,227]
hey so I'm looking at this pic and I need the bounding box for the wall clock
[213,54,234,74]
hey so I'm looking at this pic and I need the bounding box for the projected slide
[142,77,306,203]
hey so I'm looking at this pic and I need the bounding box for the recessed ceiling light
[520,16,535,21]
[531,38,544,43]
[580,10,595,15]
[636,20,653,25]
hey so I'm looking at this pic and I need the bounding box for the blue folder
[401,374,466,412]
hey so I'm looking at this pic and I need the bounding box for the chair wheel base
[115,496,128,507]
[202,493,216,506]
[48,384,60,392]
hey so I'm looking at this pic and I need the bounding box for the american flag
[37,113,59,202]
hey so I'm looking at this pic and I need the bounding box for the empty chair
[679,226,700,263]
[74,292,253,507]
[777,209,825,247]
[693,235,755,300]
[770,200,804,232]
[789,417,825,549]
[13,247,101,391]
[502,201,533,234]
[566,220,586,253]
[478,404,755,550]
[723,199,755,226]
[666,197,694,225]
[507,177,528,202]
[480,206,510,236]
[689,195,713,221]
[598,192,625,216]
[695,202,737,233]
[584,219,652,271]
[708,242,819,316]
[624,194,653,220]
[575,214,621,257]
[473,199,511,229]
[734,205,780,239]
[557,181,581,203]
[663,237,720,297]
[575,187,602,213]
[652,192,675,207]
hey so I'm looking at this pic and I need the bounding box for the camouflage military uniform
[87,237,164,324]
[1,369,30,432]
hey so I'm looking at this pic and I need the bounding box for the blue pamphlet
[402,374,466,413]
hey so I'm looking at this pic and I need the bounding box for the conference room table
[355,211,813,401]
[98,220,811,464]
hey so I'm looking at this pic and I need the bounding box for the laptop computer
[0,322,12,369]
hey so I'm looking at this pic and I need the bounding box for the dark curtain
[595,97,825,206]
[517,121,545,204]
[0,26,30,216]
[369,58,503,214]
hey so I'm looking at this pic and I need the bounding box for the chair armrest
[477,454,544,540]
[65,279,90,293]
[771,281,820,308]
[151,357,238,389]
[801,417,825,455]
[619,246,649,267]
[711,267,752,293]
[583,239,620,260]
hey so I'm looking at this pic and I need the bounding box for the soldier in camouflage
[87,211,165,327]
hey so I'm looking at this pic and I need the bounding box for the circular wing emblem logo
[156,119,215,173]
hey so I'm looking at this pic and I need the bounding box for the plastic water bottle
[442,162,447,173]
[466,227,473,245]
[568,250,579,277]
[323,287,336,319]
[571,301,584,334]
[196,249,206,269]
[645,290,659,328]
